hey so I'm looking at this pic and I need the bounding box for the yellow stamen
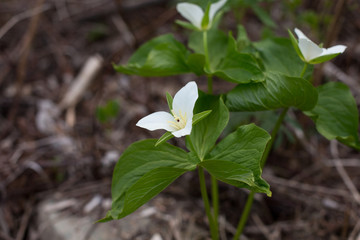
[169,109,187,130]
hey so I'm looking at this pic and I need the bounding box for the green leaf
[253,37,313,80]
[288,29,305,62]
[175,20,200,31]
[187,93,229,160]
[117,167,187,218]
[226,72,318,111]
[188,29,228,70]
[192,110,212,125]
[155,132,174,147]
[308,53,343,64]
[113,34,190,76]
[204,124,271,196]
[236,25,250,51]
[186,53,206,76]
[251,4,276,28]
[212,51,265,83]
[200,160,254,186]
[304,82,360,149]
[201,3,211,30]
[103,139,197,221]
[166,92,173,111]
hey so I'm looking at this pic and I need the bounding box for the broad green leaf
[226,72,318,112]
[188,29,228,70]
[187,93,229,160]
[253,37,313,80]
[102,139,197,221]
[117,167,187,218]
[304,82,360,149]
[200,160,254,187]
[114,34,190,76]
[212,51,265,83]
[205,124,271,196]
[186,53,206,76]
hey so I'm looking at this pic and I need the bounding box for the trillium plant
[101,0,359,239]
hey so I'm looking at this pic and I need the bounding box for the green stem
[203,30,210,71]
[233,192,255,240]
[300,63,308,79]
[198,167,219,240]
[211,175,219,222]
[261,107,289,168]
[203,29,219,229]
[233,62,309,239]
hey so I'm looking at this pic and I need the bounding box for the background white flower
[176,0,227,31]
[136,81,198,137]
[294,28,347,64]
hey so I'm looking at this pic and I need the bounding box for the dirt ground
[1,0,360,239]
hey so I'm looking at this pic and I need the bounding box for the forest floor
[1,0,360,239]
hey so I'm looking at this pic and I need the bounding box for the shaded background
[0,0,360,239]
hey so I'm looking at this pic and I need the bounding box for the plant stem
[233,191,254,239]
[300,63,308,79]
[211,175,219,221]
[203,30,211,72]
[261,107,289,168]
[198,167,219,240]
[233,62,309,239]
[203,29,219,229]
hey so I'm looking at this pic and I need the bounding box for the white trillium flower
[293,28,347,64]
[136,81,198,138]
[176,0,227,31]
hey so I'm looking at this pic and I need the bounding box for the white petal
[136,111,176,132]
[172,81,198,118]
[298,38,323,62]
[320,45,347,57]
[172,118,193,137]
[294,28,311,41]
[209,0,227,22]
[176,3,204,29]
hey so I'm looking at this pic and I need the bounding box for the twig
[59,54,104,110]
[112,15,135,47]
[9,0,46,122]
[0,3,51,40]
[324,159,360,167]
[330,141,360,205]
[252,214,272,240]
[15,201,33,240]
[348,219,360,240]
[264,173,349,197]
[323,62,360,96]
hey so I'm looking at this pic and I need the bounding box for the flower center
[169,110,187,131]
